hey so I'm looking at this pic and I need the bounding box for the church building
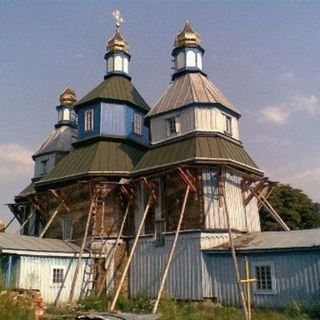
[9,15,320,309]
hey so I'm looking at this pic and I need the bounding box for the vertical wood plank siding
[202,250,320,307]
[129,233,203,300]
[202,168,257,232]
[18,256,90,304]
[150,106,240,145]
[245,193,261,232]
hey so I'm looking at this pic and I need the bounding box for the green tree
[259,184,320,231]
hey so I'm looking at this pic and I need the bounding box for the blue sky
[0,1,319,229]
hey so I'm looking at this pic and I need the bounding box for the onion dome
[59,86,77,106]
[106,29,129,54]
[174,21,202,49]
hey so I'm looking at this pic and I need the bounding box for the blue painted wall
[77,103,101,140]
[77,102,149,146]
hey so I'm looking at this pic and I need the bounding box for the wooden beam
[244,177,268,206]
[15,211,34,235]
[49,189,71,213]
[1,216,16,232]
[178,167,197,192]
[221,175,249,320]
[109,195,153,312]
[39,205,62,238]
[97,200,132,297]
[68,183,97,303]
[152,185,191,314]
[249,186,290,231]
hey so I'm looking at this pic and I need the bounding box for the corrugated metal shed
[133,135,262,175]
[205,229,320,252]
[148,72,239,117]
[36,139,146,188]
[0,233,87,256]
[33,126,77,158]
[75,75,150,112]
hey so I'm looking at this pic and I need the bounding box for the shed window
[167,117,179,135]
[84,110,94,131]
[52,268,64,284]
[253,262,276,294]
[134,113,142,135]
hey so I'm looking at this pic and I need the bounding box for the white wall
[18,255,90,304]
[202,167,260,232]
[150,106,239,145]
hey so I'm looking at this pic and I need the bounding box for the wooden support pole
[68,187,96,303]
[244,177,268,206]
[1,216,16,232]
[50,189,71,212]
[152,185,191,314]
[15,211,34,235]
[97,200,131,297]
[109,195,152,312]
[221,175,249,320]
[39,206,62,238]
[249,187,290,231]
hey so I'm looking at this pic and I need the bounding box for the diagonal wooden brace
[244,177,268,206]
[50,189,71,213]
[178,167,197,193]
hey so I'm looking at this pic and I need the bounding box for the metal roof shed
[0,234,91,304]
[202,229,320,308]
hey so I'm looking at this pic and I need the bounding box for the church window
[225,115,232,135]
[197,52,202,70]
[176,52,185,70]
[40,160,48,175]
[253,262,276,294]
[167,117,179,135]
[85,110,94,131]
[63,108,70,121]
[52,268,64,284]
[186,50,196,67]
[114,55,123,71]
[134,113,142,135]
[58,110,63,122]
[123,57,129,73]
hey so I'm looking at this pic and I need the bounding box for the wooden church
[9,14,320,310]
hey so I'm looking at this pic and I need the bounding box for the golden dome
[59,86,77,106]
[174,21,202,48]
[106,29,129,54]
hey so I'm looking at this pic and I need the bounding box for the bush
[0,290,35,320]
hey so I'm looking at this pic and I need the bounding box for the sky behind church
[0,1,320,229]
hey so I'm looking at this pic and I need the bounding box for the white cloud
[260,106,289,124]
[0,144,33,180]
[278,72,295,83]
[255,135,291,146]
[260,94,319,124]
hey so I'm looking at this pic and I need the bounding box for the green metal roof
[133,135,263,175]
[75,75,150,112]
[36,140,146,188]
[15,182,35,200]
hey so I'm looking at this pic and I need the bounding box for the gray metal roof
[33,125,77,158]
[148,72,239,117]
[206,229,320,252]
[0,233,83,255]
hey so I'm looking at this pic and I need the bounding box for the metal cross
[112,9,124,30]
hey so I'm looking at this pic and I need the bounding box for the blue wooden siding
[129,233,203,300]
[77,103,101,139]
[202,250,320,307]
[77,102,149,145]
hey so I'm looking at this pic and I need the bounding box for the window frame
[134,113,143,136]
[60,216,73,241]
[40,159,48,176]
[167,116,179,135]
[224,114,232,135]
[84,109,94,132]
[253,261,277,295]
[52,267,65,285]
